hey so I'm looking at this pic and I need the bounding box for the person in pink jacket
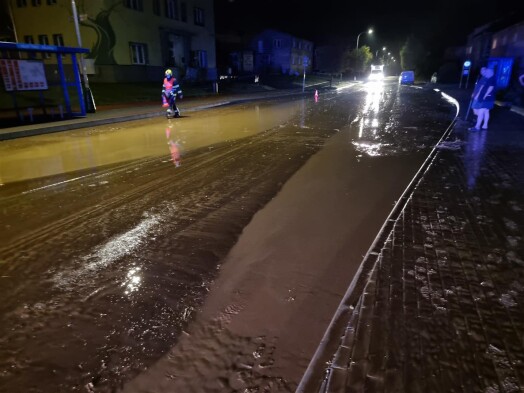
[162,69,183,117]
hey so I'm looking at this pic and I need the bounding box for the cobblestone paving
[321,108,524,392]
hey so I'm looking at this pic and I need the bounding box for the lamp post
[354,28,373,80]
[356,28,373,51]
[71,0,96,113]
[375,46,386,60]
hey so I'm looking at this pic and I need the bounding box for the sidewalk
[300,86,524,392]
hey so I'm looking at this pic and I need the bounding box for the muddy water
[121,83,458,392]
[0,101,297,185]
[0,82,456,392]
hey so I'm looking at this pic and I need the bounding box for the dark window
[32,0,41,6]
[52,34,64,46]
[130,42,148,64]
[38,34,50,58]
[17,0,28,6]
[190,50,207,68]
[46,0,57,4]
[38,34,49,45]
[124,0,143,11]
[24,35,34,44]
[166,0,179,19]
[181,2,187,22]
[194,7,204,26]
[153,0,160,15]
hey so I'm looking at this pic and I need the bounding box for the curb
[510,105,524,117]
[296,90,461,393]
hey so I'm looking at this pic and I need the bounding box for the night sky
[215,0,516,58]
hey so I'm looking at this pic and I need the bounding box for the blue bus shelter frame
[0,41,90,117]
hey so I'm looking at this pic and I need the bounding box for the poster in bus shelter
[0,59,48,92]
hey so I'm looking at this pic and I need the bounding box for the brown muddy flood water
[0,82,456,392]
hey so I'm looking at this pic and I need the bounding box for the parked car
[399,71,415,85]
[430,72,438,83]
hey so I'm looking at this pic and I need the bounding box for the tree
[342,45,373,77]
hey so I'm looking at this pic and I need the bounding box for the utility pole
[7,0,19,42]
[71,0,96,113]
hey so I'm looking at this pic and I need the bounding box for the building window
[38,34,50,58]
[258,40,263,53]
[53,34,64,46]
[17,0,27,6]
[166,0,179,19]
[298,56,302,65]
[124,0,143,11]
[273,39,281,48]
[153,0,160,15]
[38,34,49,45]
[492,38,497,49]
[466,46,472,54]
[292,55,296,65]
[46,0,57,4]
[298,41,302,49]
[32,0,41,6]
[292,40,296,48]
[181,2,187,22]
[130,42,148,64]
[24,35,34,44]
[194,7,204,26]
[192,50,207,68]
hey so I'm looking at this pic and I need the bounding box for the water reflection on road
[0,100,303,185]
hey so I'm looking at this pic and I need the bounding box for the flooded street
[0,80,456,392]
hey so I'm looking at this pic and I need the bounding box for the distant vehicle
[368,64,384,81]
[430,72,438,83]
[399,70,415,85]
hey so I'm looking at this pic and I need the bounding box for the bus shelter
[0,41,91,123]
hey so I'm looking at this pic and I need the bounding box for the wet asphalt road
[0,79,456,392]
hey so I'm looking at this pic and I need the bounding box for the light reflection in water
[166,123,182,167]
[464,129,487,190]
[363,81,384,114]
[354,81,386,156]
[0,99,305,185]
[123,266,142,295]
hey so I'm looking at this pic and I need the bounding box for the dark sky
[215,0,517,57]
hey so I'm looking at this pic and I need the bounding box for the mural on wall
[77,0,121,65]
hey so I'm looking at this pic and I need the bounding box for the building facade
[248,29,313,75]
[8,0,217,82]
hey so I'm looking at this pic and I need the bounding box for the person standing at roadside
[469,67,496,131]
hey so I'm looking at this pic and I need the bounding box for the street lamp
[376,46,386,61]
[355,28,373,81]
[356,28,373,50]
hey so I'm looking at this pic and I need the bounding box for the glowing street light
[355,28,373,81]
[356,28,373,50]
[375,46,387,59]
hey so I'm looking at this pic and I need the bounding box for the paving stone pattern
[322,112,524,393]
